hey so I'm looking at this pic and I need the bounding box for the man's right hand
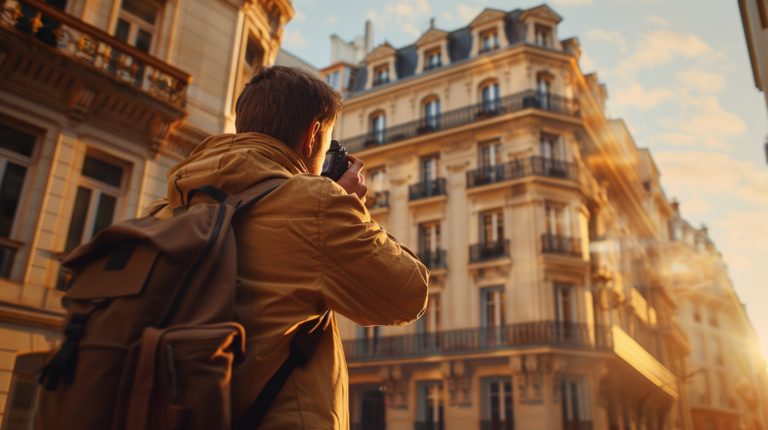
[337,155,367,202]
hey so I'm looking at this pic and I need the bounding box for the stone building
[0,0,291,424]
[323,5,705,430]
[663,205,768,430]
[738,0,768,160]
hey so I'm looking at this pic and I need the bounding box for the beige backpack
[34,178,328,430]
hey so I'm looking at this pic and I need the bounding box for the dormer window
[373,64,390,86]
[535,24,553,47]
[479,29,499,53]
[424,48,442,71]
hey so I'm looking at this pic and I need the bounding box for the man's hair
[235,66,342,147]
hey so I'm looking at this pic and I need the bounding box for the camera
[321,140,349,181]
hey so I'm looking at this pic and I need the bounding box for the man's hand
[337,154,367,202]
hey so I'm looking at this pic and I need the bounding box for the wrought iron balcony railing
[1,0,190,108]
[466,157,579,188]
[469,239,509,263]
[365,191,389,210]
[541,233,582,257]
[481,420,515,430]
[409,178,447,200]
[345,90,578,153]
[343,321,612,361]
[417,249,447,270]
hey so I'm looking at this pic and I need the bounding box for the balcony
[417,249,447,270]
[541,234,582,257]
[0,0,190,152]
[481,420,514,430]
[409,178,447,201]
[466,157,579,188]
[469,239,509,263]
[365,191,389,211]
[345,90,579,153]
[344,321,612,361]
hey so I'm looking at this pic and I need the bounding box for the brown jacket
[162,132,429,429]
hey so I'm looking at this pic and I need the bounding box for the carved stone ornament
[445,360,472,407]
[380,365,408,410]
[67,82,97,122]
[147,114,178,157]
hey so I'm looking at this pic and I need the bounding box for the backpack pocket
[125,323,245,430]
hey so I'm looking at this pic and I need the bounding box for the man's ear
[303,121,322,157]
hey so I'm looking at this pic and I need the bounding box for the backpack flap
[66,244,159,300]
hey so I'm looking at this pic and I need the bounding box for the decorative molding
[66,82,97,122]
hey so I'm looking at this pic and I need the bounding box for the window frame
[480,81,501,112]
[482,377,514,423]
[480,209,504,245]
[416,380,444,427]
[422,96,441,129]
[372,64,390,86]
[369,111,387,144]
[480,285,506,329]
[479,28,499,52]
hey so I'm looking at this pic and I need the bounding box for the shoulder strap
[236,310,332,430]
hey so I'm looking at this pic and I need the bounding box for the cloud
[676,69,726,93]
[613,83,674,110]
[552,0,593,5]
[647,15,670,28]
[614,30,713,77]
[585,29,628,53]
[367,0,433,40]
[283,29,308,50]
[659,96,746,149]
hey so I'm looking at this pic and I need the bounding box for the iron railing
[469,239,509,263]
[481,420,515,430]
[414,422,444,430]
[409,178,447,200]
[366,191,389,210]
[1,0,190,108]
[541,234,582,257]
[344,321,612,361]
[345,90,579,152]
[417,249,447,270]
[466,157,579,188]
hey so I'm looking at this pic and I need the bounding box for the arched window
[480,81,500,113]
[422,96,441,130]
[369,111,386,144]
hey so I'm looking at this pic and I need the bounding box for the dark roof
[350,7,549,94]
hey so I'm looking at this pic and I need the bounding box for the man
[164,66,429,429]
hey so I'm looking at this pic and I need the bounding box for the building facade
[738,0,768,161]
[0,0,291,425]
[664,206,768,430]
[321,5,763,430]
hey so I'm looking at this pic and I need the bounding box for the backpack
[34,178,328,430]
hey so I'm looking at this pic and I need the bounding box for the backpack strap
[236,310,332,430]
[228,177,288,211]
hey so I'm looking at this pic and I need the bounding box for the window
[373,64,389,86]
[555,283,576,341]
[4,352,47,429]
[540,134,564,161]
[355,388,386,430]
[368,167,386,193]
[64,154,126,256]
[417,293,441,349]
[481,286,505,329]
[483,378,514,429]
[0,124,35,279]
[561,378,591,429]
[418,222,441,254]
[536,76,551,110]
[480,210,504,245]
[327,71,340,90]
[423,98,441,130]
[481,82,501,113]
[545,202,571,237]
[479,140,502,169]
[480,29,499,52]
[369,112,386,144]
[114,0,160,84]
[535,24,553,47]
[420,154,439,183]
[357,326,380,355]
[417,382,444,430]
[424,47,442,70]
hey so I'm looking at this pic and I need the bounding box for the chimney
[670,199,680,216]
[430,17,435,29]
[364,20,373,55]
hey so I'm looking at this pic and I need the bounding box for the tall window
[555,283,576,341]
[0,124,35,279]
[357,326,380,355]
[536,76,551,110]
[483,378,514,429]
[417,293,441,349]
[535,24,553,47]
[540,134,564,160]
[373,64,389,86]
[417,381,444,430]
[357,389,386,430]
[561,378,590,429]
[418,222,441,255]
[479,140,502,169]
[327,71,341,90]
[545,202,571,237]
[423,98,441,129]
[480,210,504,245]
[114,0,159,84]
[480,29,499,52]
[424,47,442,70]
[481,82,501,113]
[370,112,386,144]
[420,154,439,183]
[481,287,505,346]
[64,154,126,255]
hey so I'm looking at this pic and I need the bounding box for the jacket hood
[165,132,309,207]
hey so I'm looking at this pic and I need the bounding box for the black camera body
[321,140,349,181]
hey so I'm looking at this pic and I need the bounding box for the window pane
[81,156,123,188]
[0,124,35,157]
[65,187,92,252]
[92,193,117,237]
[0,246,14,278]
[135,28,152,53]
[121,0,158,24]
[0,162,27,237]
[115,19,130,42]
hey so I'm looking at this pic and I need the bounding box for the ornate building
[738,0,768,161]
[320,5,763,430]
[0,0,291,424]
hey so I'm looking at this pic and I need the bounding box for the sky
[283,0,768,358]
